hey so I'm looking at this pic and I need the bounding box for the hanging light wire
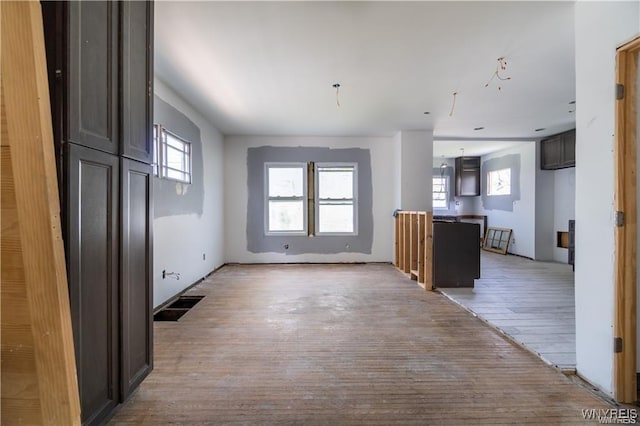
[333,83,341,108]
[485,57,511,91]
[449,91,458,117]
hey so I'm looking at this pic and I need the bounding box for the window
[159,129,192,183]
[433,176,448,209]
[265,163,307,234]
[316,164,357,234]
[487,168,511,196]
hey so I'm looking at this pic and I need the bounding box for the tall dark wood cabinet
[42,1,154,424]
[66,144,121,425]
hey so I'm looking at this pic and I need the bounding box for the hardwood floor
[111,264,608,425]
[439,252,576,371]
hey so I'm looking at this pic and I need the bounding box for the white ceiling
[155,1,576,140]
[433,139,532,158]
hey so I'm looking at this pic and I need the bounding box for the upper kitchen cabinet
[541,129,575,170]
[455,156,481,197]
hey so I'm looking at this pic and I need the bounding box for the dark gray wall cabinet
[42,1,154,425]
[541,129,575,170]
[455,156,481,197]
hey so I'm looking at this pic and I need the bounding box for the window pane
[269,200,304,231]
[488,168,511,195]
[433,176,448,209]
[165,133,187,151]
[318,167,353,199]
[269,167,304,197]
[318,203,353,233]
[166,168,187,182]
[166,146,184,171]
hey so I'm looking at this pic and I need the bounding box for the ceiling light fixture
[485,57,511,91]
[332,83,341,108]
[424,111,430,115]
[535,128,546,132]
[474,127,485,131]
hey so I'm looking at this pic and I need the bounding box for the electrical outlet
[283,243,289,250]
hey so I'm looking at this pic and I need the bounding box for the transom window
[265,164,307,234]
[487,168,511,196]
[433,176,448,209]
[316,164,357,234]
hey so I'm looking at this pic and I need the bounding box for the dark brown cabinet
[121,1,154,163]
[120,158,153,399]
[66,144,120,425]
[67,1,119,155]
[42,1,154,424]
[433,222,481,287]
[541,129,575,170]
[455,156,481,197]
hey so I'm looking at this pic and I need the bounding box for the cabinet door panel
[67,1,119,154]
[120,159,154,399]
[66,144,119,425]
[541,136,562,169]
[563,130,576,166]
[121,1,154,163]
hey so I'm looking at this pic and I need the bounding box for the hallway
[111,264,607,424]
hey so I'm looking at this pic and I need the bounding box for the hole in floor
[154,296,205,321]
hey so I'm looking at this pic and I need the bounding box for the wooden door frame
[614,36,640,403]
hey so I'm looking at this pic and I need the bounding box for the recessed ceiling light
[535,128,546,132]
[423,111,430,115]
[569,100,576,105]
[474,127,484,131]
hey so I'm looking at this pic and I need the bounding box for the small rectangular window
[160,129,192,183]
[487,168,511,196]
[433,176,448,209]
[316,164,357,234]
[265,163,307,234]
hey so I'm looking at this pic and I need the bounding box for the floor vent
[154,296,205,321]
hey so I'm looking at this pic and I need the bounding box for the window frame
[314,162,358,236]
[264,162,308,236]
[154,125,193,184]
[487,167,512,196]
[432,175,449,210]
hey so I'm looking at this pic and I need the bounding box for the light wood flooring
[439,252,576,371]
[111,263,607,424]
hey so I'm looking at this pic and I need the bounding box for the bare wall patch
[247,146,373,254]
[481,153,521,212]
[153,96,204,218]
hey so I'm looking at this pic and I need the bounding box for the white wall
[552,167,576,263]
[153,78,225,308]
[476,143,537,258]
[398,130,433,211]
[224,135,396,263]
[534,140,555,261]
[574,0,639,395]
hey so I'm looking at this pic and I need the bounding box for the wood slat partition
[1,2,81,424]
[395,211,433,290]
